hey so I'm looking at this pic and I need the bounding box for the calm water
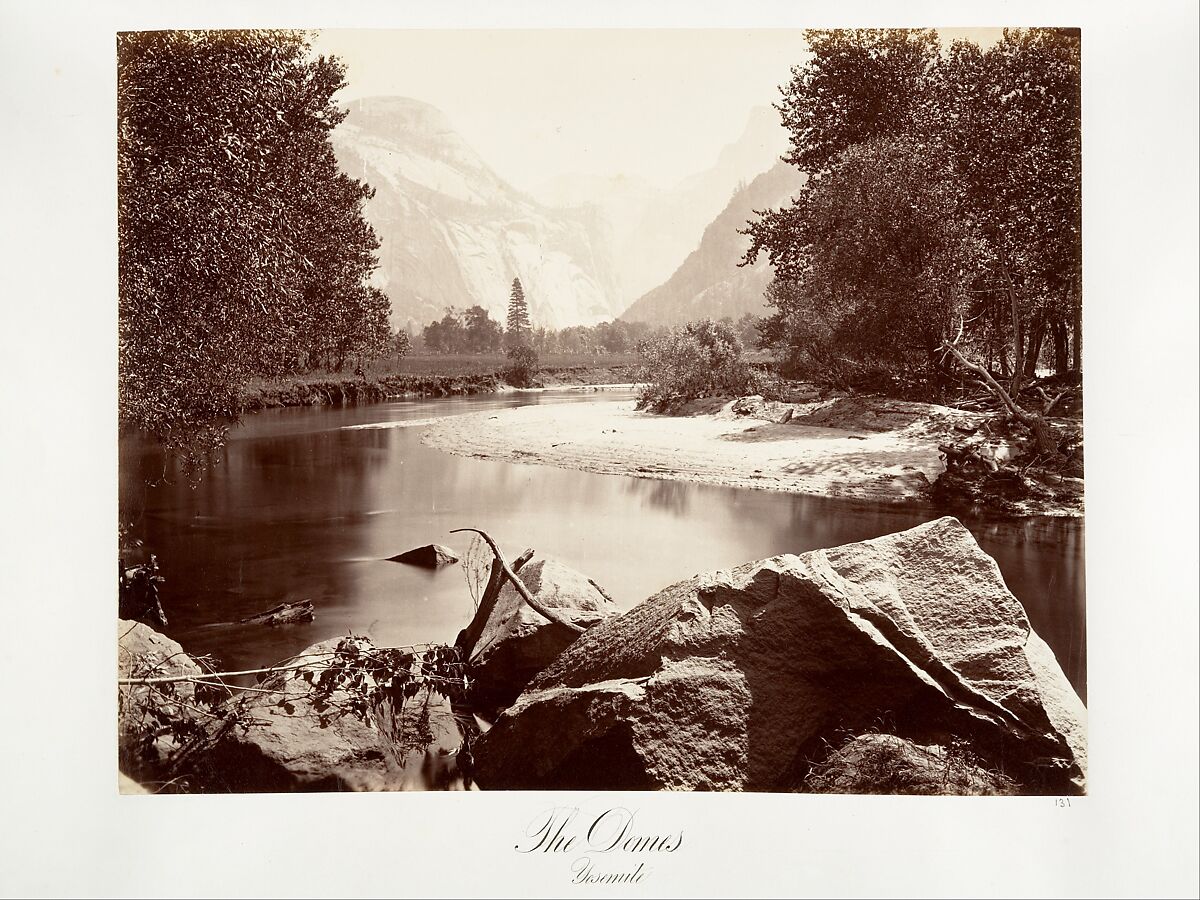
[120,390,1086,699]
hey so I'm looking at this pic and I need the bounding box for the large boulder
[118,619,206,783]
[472,517,1087,794]
[188,636,418,792]
[462,558,617,716]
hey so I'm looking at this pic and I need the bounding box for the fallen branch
[450,528,585,634]
[457,546,533,657]
[588,578,615,604]
[940,337,1058,456]
[118,642,447,686]
[237,600,314,627]
[1034,385,1078,416]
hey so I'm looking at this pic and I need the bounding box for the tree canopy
[745,28,1082,392]
[118,29,390,462]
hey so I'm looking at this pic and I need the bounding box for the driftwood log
[450,528,586,641]
[238,601,315,627]
[457,546,534,656]
[940,325,1059,456]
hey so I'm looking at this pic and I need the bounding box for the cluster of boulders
[119,518,1087,794]
[464,516,1086,794]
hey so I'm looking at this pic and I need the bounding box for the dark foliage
[745,28,1082,393]
[503,343,541,387]
[636,319,761,411]
[118,30,390,469]
[505,277,532,348]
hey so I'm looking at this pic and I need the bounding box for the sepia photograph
[3,1,1198,897]
[115,26,1088,797]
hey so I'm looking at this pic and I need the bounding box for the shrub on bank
[636,319,760,411]
[803,732,1019,796]
[503,344,540,388]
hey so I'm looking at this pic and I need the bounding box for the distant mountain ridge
[530,105,790,307]
[330,96,624,331]
[620,161,808,327]
[330,97,796,332]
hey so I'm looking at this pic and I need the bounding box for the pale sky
[313,29,1001,193]
[312,29,807,192]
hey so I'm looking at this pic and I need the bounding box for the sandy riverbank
[421,395,994,505]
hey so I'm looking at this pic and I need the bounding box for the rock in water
[472,517,1087,793]
[387,543,460,568]
[463,558,617,716]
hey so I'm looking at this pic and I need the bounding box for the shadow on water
[120,391,1086,740]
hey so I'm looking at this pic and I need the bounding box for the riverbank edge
[420,396,1084,518]
[239,364,640,412]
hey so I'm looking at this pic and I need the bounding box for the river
[119,389,1086,700]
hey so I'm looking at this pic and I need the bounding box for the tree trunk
[449,529,585,635]
[927,344,944,400]
[941,340,1059,456]
[1023,315,1046,380]
[1072,297,1082,373]
[1052,319,1070,375]
[1002,263,1024,396]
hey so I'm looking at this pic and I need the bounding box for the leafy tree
[777,28,941,175]
[118,29,386,463]
[636,319,760,411]
[752,134,986,385]
[506,277,532,347]
[463,305,504,353]
[594,320,632,354]
[938,29,1082,385]
[423,309,466,354]
[393,328,412,358]
[503,344,540,387]
[746,28,1081,394]
[735,312,762,349]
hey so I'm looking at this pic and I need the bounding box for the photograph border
[3,0,1197,896]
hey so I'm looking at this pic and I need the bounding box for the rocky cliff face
[621,161,808,326]
[331,97,625,331]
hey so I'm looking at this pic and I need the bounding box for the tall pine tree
[506,277,531,347]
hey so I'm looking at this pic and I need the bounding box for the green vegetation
[505,278,532,347]
[418,307,662,357]
[503,344,540,388]
[118,30,390,466]
[237,352,642,412]
[502,278,539,385]
[803,732,1019,796]
[745,28,1081,398]
[635,319,761,411]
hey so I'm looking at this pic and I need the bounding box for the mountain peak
[330,97,625,330]
[713,105,787,173]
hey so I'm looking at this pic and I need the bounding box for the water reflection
[119,391,1085,700]
[624,476,692,516]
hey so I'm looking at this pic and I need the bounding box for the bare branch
[450,528,585,634]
